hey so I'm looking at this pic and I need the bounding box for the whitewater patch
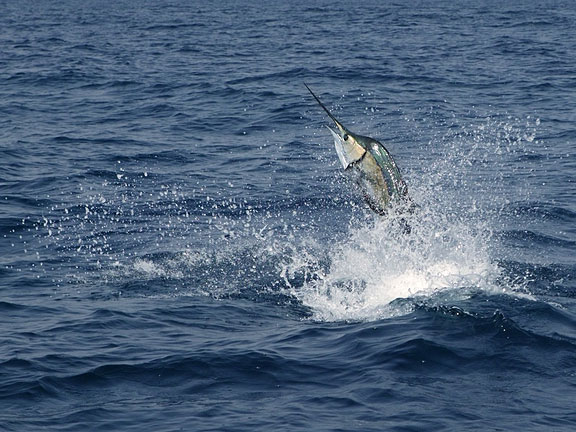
[283,114,541,322]
[281,206,503,322]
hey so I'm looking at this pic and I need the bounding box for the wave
[2,301,575,403]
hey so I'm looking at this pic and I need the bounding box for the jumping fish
[305,84,412,215]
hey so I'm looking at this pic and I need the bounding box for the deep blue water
[1,0,576,430]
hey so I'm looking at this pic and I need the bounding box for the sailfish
[305,84,412,216]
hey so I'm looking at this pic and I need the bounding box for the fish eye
[343,134,349,141]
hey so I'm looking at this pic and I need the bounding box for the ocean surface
[1,1,576,430]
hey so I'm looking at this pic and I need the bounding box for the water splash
[280,113,541,322]
[280,203,499,321]
[25,111,540,317]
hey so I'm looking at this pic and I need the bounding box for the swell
[2,303,575,403]
[508,202,576,223]
[499,229,576,249]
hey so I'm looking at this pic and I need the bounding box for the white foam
[283,207,502,321]
[283,115,541,322]
[133,258,162,275]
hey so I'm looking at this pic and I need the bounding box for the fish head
[325,124,367,170]
[305,84,366,169]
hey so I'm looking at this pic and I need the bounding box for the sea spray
[281,198,500,322]
[30,112,538,310]
[281,113,540,321]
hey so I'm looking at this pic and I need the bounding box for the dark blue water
[2,1,576,430]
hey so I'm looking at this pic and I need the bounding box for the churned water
[1,1,576,431]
